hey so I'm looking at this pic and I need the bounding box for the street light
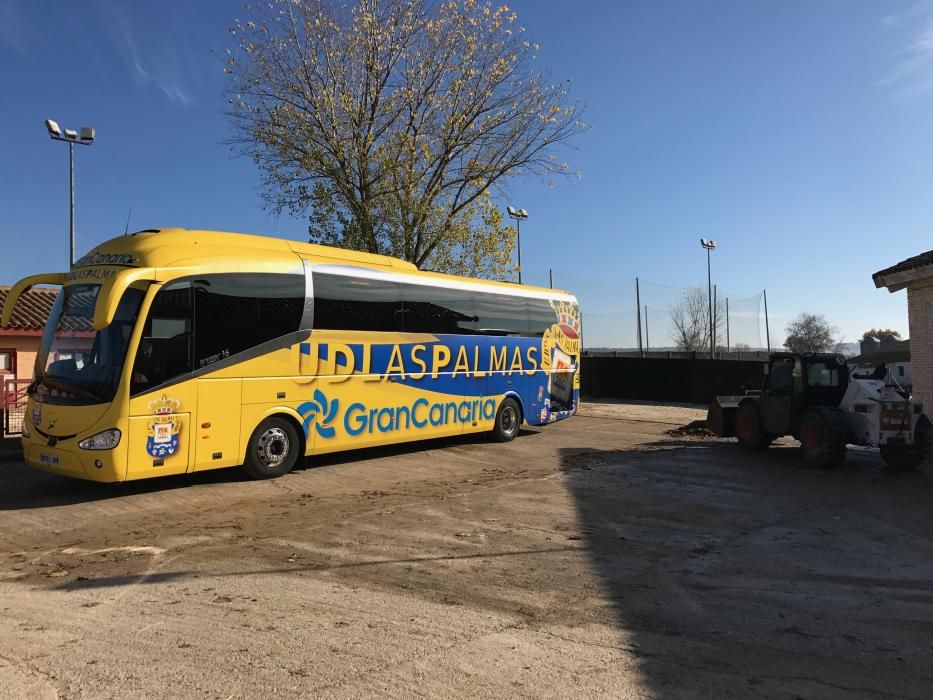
[507,206,528,284]
[45,119,96,266]
[700,238,716,357]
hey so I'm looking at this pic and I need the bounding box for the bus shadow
[556,441,933,696]
[290,427,542,473]
[0,428,543,511]
[0,462,245,510]
[46,543,577,592]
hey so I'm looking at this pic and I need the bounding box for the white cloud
[881,18,933,96]
[96,0,195,108]
[881,0,933,29]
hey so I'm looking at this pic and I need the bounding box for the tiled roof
[0,286,94,333]
[873,250,933,288]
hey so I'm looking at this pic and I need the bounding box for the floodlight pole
[516,217,522,284]
[507,206,529,284]
[69,141,75,267]
[706,246,714,357]
[46,120,95,267]
[700,239,717,358]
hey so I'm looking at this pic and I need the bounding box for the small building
[0,285,58,435]
[849,338,912,388]
[873,250,933,409]
[0,285,59,386]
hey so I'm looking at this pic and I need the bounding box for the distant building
[860,335,880,355]
[874,250,933,409]
[880,334,899,348]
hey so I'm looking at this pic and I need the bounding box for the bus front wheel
[242,416,301,479]
[492,397,522,442]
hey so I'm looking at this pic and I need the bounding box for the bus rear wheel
[491,397,522,442]
[242,416,301,479]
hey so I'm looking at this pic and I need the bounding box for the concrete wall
[581,356,767,405]
[908,280,933,412]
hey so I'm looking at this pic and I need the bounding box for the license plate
[39,453,60,465]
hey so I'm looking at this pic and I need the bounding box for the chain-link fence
[551,272,770,351]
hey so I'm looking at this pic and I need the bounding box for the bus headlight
[79,429,122,450]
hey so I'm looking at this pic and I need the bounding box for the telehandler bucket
[707,396,744,438]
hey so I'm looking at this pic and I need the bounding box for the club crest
[146,394,183,458]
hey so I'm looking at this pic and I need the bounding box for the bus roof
[82,228,571,297]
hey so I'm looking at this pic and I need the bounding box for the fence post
[644,305,649,351]
[763,289,771,352]
[635,277,643,357]
[726,297,730,352]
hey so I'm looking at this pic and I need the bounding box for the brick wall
[908,281,933,413]
[0,335,41,381]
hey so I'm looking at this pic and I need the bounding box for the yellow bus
[1,229,581,482]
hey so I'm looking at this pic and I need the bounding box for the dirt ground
[2,402,933,699]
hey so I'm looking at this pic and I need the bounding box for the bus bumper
[22,434,124,482]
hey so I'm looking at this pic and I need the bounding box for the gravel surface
[1,402,932,698]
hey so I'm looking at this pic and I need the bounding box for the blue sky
[2,0,932,347]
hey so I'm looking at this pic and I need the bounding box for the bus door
[126,282,195,479]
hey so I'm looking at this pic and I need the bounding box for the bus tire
[242,416,301,479]
[491,397,522,443]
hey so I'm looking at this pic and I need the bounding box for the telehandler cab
[708,352,930,470]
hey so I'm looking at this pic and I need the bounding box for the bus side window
[131,283,194,395]
[313,273,403,332]
[472,292,529,336]
[527,298,558,338]
[401,284,476,334]
[194,274,304,367]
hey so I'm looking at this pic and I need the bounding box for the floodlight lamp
[79,127,95,143]
[63,129,78,140]
[518,209,528,218]
[45,119,61,137]
[700,238,716,250]
[507,206,517,216]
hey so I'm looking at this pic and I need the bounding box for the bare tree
[225,0,585,277]
[784,313,838,353]
[669,286,726,352]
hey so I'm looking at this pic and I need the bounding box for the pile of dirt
[665,420,715,438]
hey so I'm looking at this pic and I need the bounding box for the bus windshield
[33,284,145,404]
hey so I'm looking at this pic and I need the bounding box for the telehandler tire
[881,415,931,472]
[735,402,772,450]
[799,411,845,469]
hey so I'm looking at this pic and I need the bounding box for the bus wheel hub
[258,427,289,466]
